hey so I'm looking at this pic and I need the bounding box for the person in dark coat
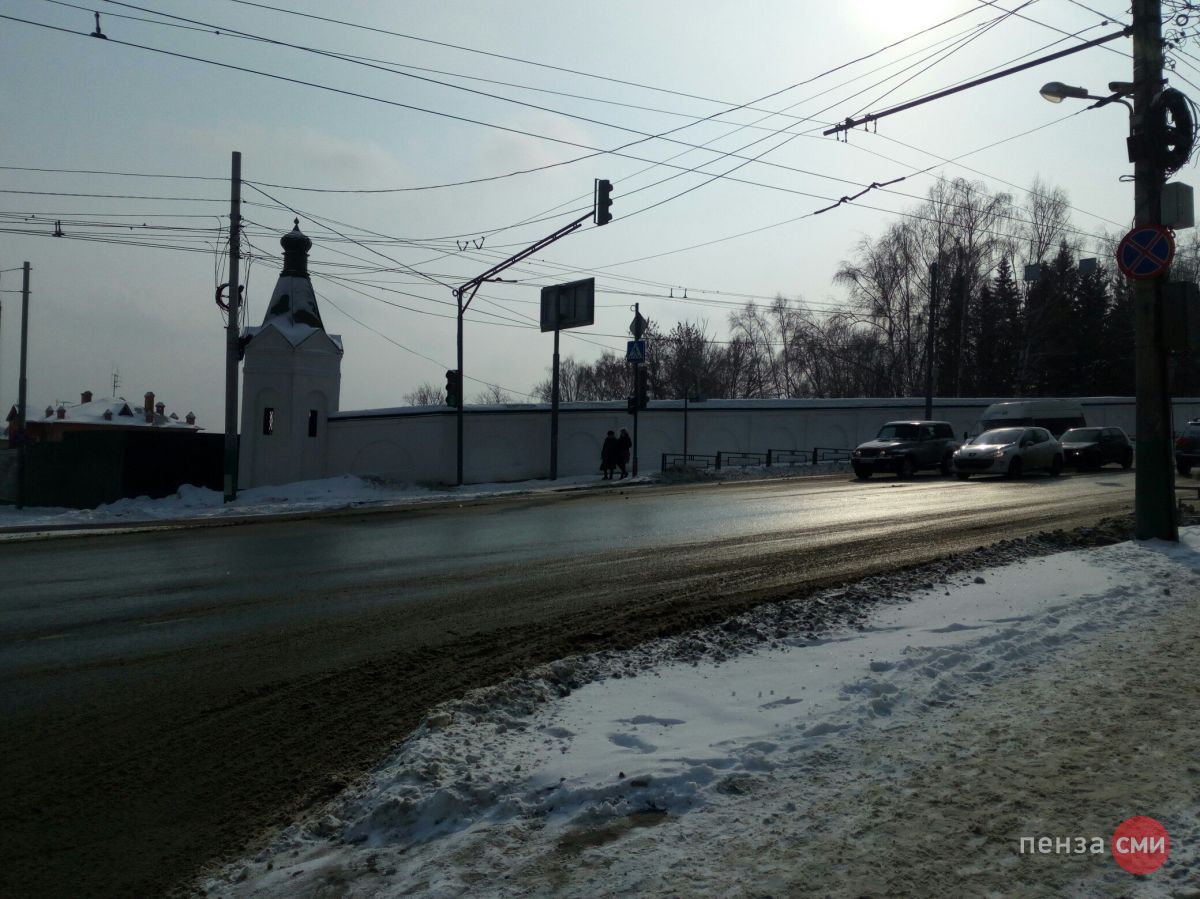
[616,428,632,479]
[600,430,618,479]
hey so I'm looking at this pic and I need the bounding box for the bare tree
[1021,175,1071,266]
[403,381,443,406]
[835,221,922,396]
[473,383,514,404]
[531,354,627,402]
[727,302,778,397]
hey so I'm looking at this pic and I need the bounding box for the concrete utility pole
[1131,0,1177,540]
[223,151,242,503]
[16,262,30,510]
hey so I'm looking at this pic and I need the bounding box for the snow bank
[200,531,1200,896]
[0,462,849,532]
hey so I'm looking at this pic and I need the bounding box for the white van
[976,399,1086,438]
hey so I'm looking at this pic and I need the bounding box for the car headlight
[853,449,862,457]
[878,450,889,457]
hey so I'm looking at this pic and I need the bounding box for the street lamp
[1038,80,1134,111]
[1039,49,1177,541]
[1039,81,1091,102]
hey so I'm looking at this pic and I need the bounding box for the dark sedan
[1059,427,1133,470]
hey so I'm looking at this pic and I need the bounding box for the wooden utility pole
[223,151,242,503]
[1131,0,1176,540]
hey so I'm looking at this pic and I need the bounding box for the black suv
[1176,420,1200,475]
[1059,427,1133,470]
[852,421,960,479]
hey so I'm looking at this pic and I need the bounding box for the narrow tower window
[262,407,275,436]
[308,409,319,437]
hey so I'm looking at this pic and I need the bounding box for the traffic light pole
[453,209,593,486]
[630,302,646,477]
[633,364,639,477]
[1131,0,1176,540]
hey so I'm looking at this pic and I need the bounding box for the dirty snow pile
[0,473,624,530]
[203,530,1200,897]
[0,461,848,531]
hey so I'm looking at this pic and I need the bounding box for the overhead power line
[76,3,1009,203]
[215,0,992,109]
[14,6,1107,253]
[824,26,1132,135]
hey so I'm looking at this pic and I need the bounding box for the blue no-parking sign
[1116,225,1175,280]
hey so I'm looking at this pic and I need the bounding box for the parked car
[1059,427,1133,470]
[1176,419,1200,475]
[953,427,1063,479]
[852,420,959,479]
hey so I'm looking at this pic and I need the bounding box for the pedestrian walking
[600,430,618,480]
[616,428,632,479]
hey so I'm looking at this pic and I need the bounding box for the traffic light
[594,178,613,226]
[635,367,648,410]
[445,369,461,408]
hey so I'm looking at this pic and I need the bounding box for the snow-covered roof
[243,321,343,351]
[32,397,199,430]
[244,220,343,352]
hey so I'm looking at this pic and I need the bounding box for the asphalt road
[0,470,1136,897]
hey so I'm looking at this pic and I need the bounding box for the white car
[953,427,1063,479]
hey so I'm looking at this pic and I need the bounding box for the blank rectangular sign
[540,277,595,332]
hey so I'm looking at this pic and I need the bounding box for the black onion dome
[280,218,312,278]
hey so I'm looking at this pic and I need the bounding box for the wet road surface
[0,470,1134,897]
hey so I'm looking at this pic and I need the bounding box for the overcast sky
[0,1,1169,427]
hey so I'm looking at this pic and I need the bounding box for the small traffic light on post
[445,369,461,408]
[594,179,613,226]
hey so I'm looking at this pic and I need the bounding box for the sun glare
[850,0,961,40]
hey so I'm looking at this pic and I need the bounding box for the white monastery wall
[319,397,1200,486]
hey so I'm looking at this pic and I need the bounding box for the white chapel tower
[239,220,343,488]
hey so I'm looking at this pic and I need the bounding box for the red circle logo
[1111,816,1170,874]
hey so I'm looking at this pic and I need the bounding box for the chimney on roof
[185,411,196,426]
[44,405,53,418]
[155,401,165,416]
[103,409,113,421]
[81,390,93,404]
[144,391,154,423]
[56,405,66,420]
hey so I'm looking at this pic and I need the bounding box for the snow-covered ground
[0,461,849,532]
[202,531,1200,897]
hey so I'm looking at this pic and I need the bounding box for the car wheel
[955,472,971,481]
[1005,456,1023,479]
[1121,450,1133,470]
[1178,459,1192,477]
[853,465,871,480]
[898,456,914,479]
[940,454,953,476]
[1049,454,1063,477]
